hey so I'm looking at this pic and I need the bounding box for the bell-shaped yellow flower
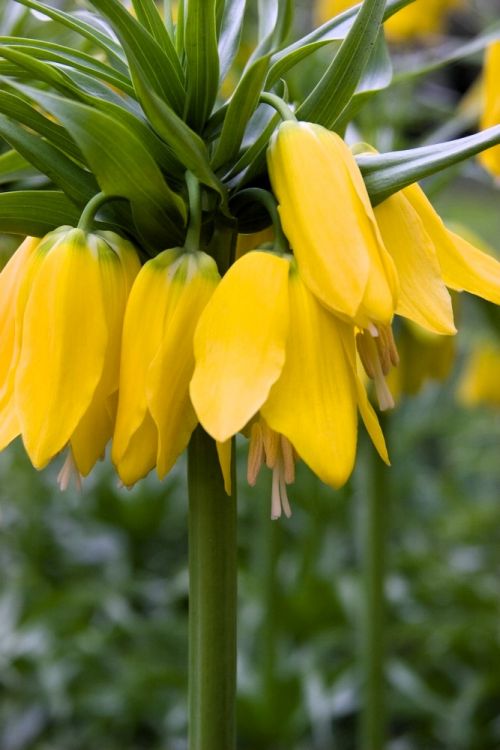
[479,42,500,178]
[112,248,220,486]
[190,250,389,501]
[0,227,140,474]
[457,343,500,408]
[267,121,398,329]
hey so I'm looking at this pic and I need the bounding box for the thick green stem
[188,427,237,750]
[77,191,123,233]
[359,436,388,750]
[184,171,202,253]
[259,92,297,122]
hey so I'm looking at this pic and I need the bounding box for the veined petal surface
[374,191,456,334]
[112,249,184,479]
[16,229,108,468]
[261,265,358,488]
[148,251,220,479]
[404,184,500,304]
[191,251,289,443]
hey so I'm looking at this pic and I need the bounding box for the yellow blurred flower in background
[315,0,463,41]
[457,342,500,407]
[478,41,500,179]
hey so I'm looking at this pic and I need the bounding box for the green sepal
[184,0,220,131]
[0,190,81,236]
[358,125,500,205]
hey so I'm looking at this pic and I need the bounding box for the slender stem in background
[359,421,389,750]
[235,187,290,256]
[188,427,237,750]
[184,171,202,253]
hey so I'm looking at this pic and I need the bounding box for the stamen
[247,422,264,486]
[271,465,282,520]
[356,327,396,411]
[280,435,295,484]
[57,451,82,492]
[262,421,280,468]
[279,474,292,518]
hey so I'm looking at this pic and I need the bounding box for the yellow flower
[457,343,500,408]
[0,227,140,475]
[479,41,500,178]
[190,251,389,516]
[314,0,462,42]
[267,121,398,330]
[112,248,220,486]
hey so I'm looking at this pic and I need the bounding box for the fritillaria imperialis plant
[0,0,500,747]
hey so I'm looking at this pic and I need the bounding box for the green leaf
[334,29,393,132]
[358,126,500,205]
[0,89,83,161]
[296,0,387,128]
[267,0,412,86]
[0,45,84,97]
[0,190,81,236]
[12,0,126,70]
[0,148,36,185]
[211,55,270,171]
[131,0,174,53]
[184,0,220,131]
[133,71,226,200]
[218,0,247,83]
[0,38,135,96]
[0,115,97,204]
[30,89,187,247]
[248,0,293,65]
[88,0,185,113]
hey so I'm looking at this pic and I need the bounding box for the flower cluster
[1,120,500,517]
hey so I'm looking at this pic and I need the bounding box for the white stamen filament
[57,451,82,492]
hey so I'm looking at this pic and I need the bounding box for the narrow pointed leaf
[88,0,185,113]
[0,115,97,204]
[184,0,219,130]
[12,0,126,70]
[358,126,500,205]
[133,72,225,199]
[0,149,35,185]
[218,0,247,83]
[297,0,387,128]
[0,191,81,235]
[131,0,174,52]
[212,55,270,171]
[31,90,186,246]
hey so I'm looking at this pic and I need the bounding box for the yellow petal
[478,42,500,178]
[374,191,456,334]
[403,183,500,304]
[261,265,358,488]
[71,390,117,476]
[147,251,220,478]
[0,237,40,449]
[112,248,183,474]
[216,439,232,495]
[16,229,108,468]
[191,251,289,442]
[268,121,397,325]
[114,411,158,486]
[458,343,500,407]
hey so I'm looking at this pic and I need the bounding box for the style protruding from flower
[112,247,220,486]
[190,250,389,518]
[0,227,140,478]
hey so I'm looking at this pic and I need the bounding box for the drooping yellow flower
[315,0,462,42]
[479,41,500,178]
[267,121,398,330]
[457,342,500,408]
[0,227,140,475]
[112,248,220,486]
[190,250,389,515]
